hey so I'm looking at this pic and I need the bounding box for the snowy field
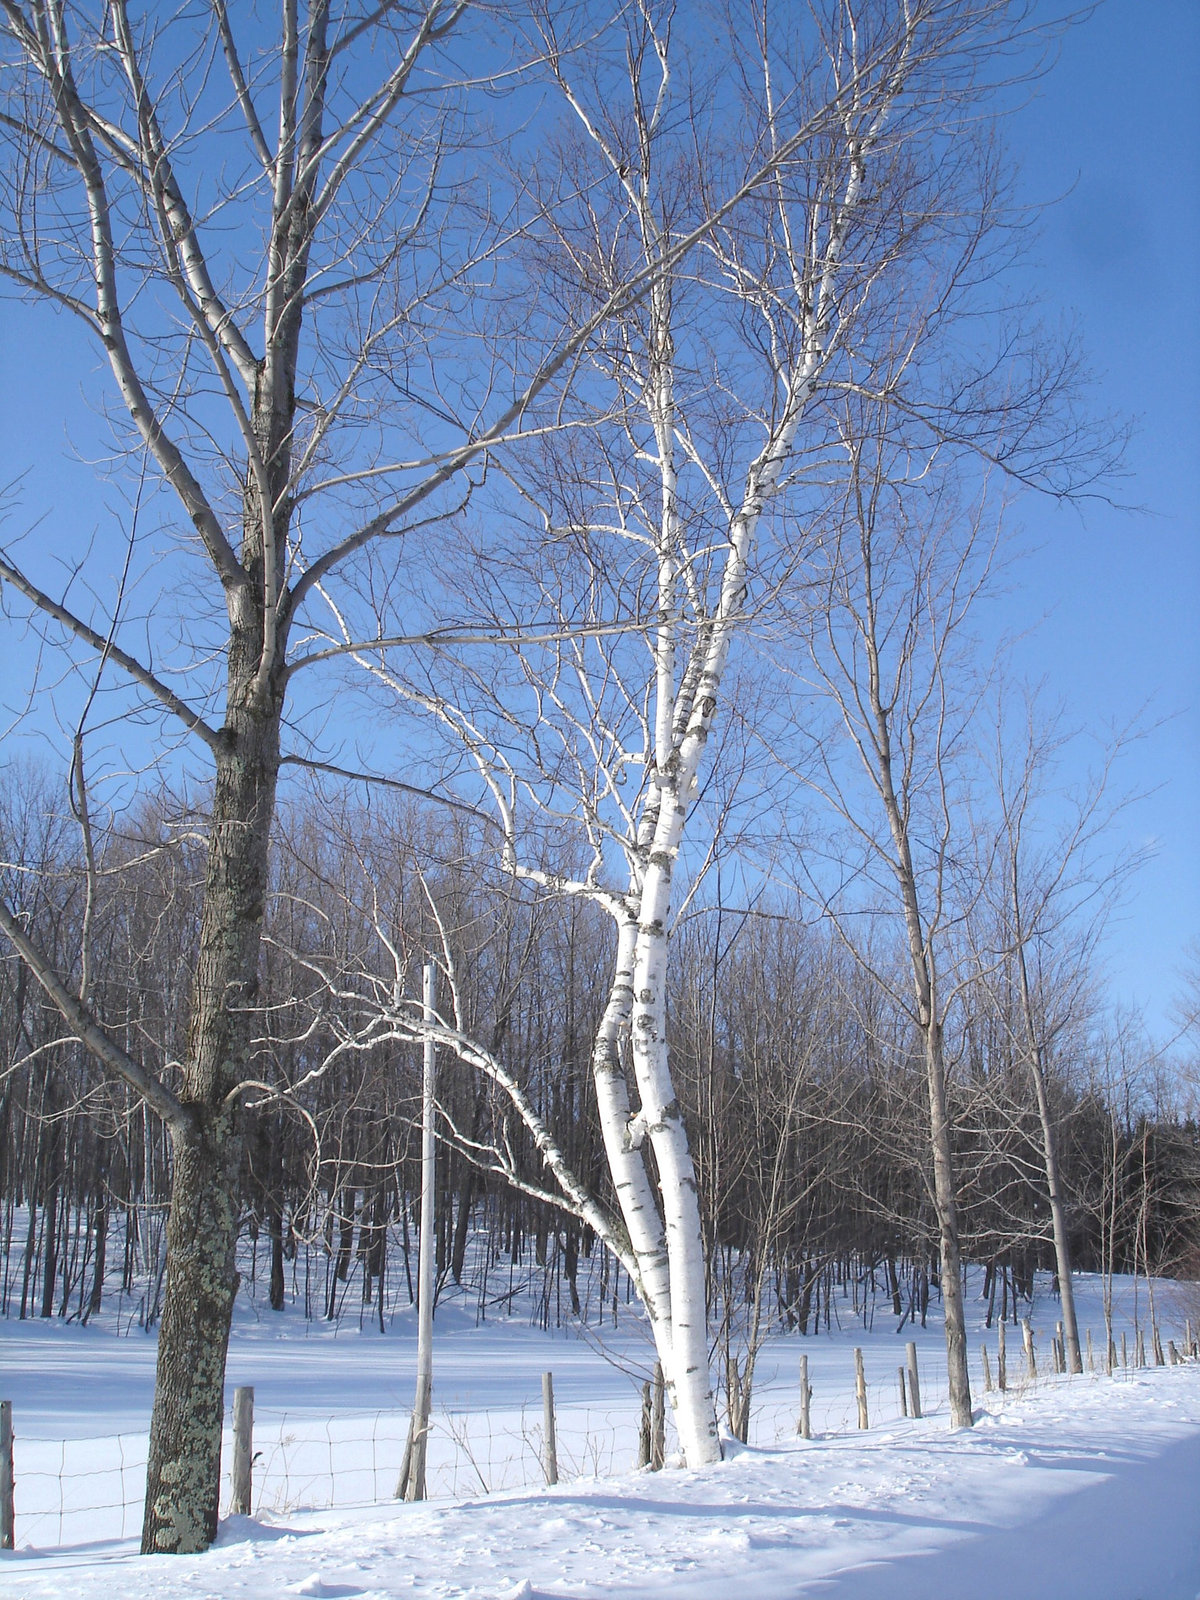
[2,1271,1199,1599]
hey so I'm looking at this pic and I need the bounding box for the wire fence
[10,1318,1197,1551]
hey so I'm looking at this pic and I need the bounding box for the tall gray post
[403,961,437,1502]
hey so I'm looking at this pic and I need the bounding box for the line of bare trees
[3,775,1195,1359]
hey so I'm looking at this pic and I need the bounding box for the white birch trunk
[589,916,677,1383]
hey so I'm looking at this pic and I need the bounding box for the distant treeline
[2,775,1196,1332]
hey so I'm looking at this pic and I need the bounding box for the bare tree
[969,699,1147,1372]
[782,404,1014,1427]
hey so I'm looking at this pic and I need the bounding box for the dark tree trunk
[86,1198,107,1322]
[140,603,283,1552]
[450,1168,476,1285]
[39,1122,61,1320]
[268,1198,286,1313]
[141,1114,242,1552]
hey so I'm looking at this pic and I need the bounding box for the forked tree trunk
[628,862,721,1469]
[590,918,676,1352]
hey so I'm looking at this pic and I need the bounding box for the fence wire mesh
[9,1329,1186,1552]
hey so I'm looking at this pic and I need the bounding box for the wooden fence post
[997,1321,1007,1391]
[231,1386,254,1517]
[906,1342,922,1419]
[981,1344,993,1392]
[898,1366,908,1416]
[1022,1319,1036,1381]
[651,1362,665,1470]
[1120,1332,1128,1370]
[542,1371,558,1487]
[854,1348,868,1430]
[638,1381,653,1467]
[798,1354,812,1441]
[1168,1340,1179,1367]
[0,1401,12,1551]
[1137,1328,1146,1369]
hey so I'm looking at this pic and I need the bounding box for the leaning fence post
[542,1371,558,1487]
[0,1401,13,1551]
[898,1366,908,1416]
[231,1386,254,1517]
[854,1348,869,1430]
[981,1344,993,1393]
[998,1321,1008,1391]
[906,1342,922,1419]
[798,1354,812,1440]
[651,1361,665,1470]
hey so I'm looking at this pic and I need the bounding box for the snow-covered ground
[2,1271,1199,1598]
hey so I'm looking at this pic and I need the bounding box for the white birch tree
[312,0,1077,1462]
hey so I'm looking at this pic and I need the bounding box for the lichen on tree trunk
[140,621,284,1552]
[141,1115,242,1553]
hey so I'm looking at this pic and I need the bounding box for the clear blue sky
[0,1,1195,1040]
[997,0,1199,1039]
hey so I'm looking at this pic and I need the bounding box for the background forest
[4,776,1195,1346]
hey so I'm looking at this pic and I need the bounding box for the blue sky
[994,0,1199,1038]
[0,1,1195,1041]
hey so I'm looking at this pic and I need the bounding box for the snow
[3,1273,1199,1599]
